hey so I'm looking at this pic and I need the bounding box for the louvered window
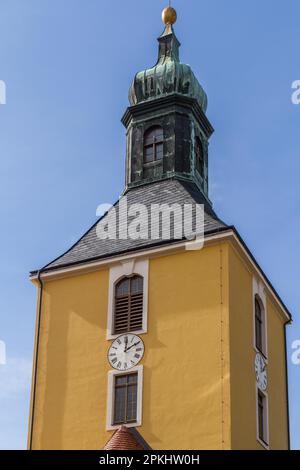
[113,276,144,335]
[255,296,267,356]
[255,298,263,352]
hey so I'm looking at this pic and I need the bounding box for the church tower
[123,13,212,200]
[28,7,291,450]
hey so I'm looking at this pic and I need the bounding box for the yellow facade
[28,236,289,450]
[228,243,289,450]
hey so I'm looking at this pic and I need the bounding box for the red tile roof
[104,426,151,451]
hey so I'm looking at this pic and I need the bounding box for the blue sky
[0,0,299,450]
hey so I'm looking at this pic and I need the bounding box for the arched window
[113,275,144,334]
[255,296,266,354]
[143,126,164,164]
[195,137,204,178]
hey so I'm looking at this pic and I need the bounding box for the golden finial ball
[162,6,177,25]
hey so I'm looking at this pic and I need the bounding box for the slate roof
[34,178,228,273]
[30,178,292,320]
[103,426,151,451]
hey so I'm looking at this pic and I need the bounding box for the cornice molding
[29,227,291,323]
[121,93,214,139]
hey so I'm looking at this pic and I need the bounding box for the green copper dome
[129,24,208,112]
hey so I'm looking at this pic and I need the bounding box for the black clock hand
[124,336,129,352]
[126,341,140,352]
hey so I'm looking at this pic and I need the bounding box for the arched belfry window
[113,276,144,335]
[195,137,204,178]
[143,126,164,164]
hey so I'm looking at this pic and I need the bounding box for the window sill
[254,346,268,363]
[143,161,163,167]
[107,329,147,341]
[106,421,142,432]
[195,170,205,181]
[257,437,270,450]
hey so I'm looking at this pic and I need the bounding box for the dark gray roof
[37,179,227,273]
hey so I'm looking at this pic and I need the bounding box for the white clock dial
[108,334,144,371]
[255,353,267,391]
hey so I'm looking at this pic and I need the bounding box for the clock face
[255,353,267,391]
[108,334,144,371]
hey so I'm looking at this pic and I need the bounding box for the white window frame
[106,365,143,431]
[256,384,269,449]
[107,259,149,340]
[252,277,268,359]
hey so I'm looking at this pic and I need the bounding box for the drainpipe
[28,269,44,450]
[284,319,291,450]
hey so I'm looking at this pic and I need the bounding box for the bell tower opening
[143,126,164,164]
[195,136,204,180]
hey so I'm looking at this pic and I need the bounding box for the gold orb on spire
[162,6,177,26]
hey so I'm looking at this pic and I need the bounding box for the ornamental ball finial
[162,6,177,26]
